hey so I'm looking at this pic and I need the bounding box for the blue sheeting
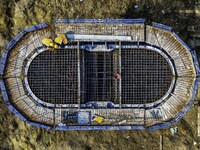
[0,79,9,103]
[6,104,27,121]
[54,18,146,24]
[55,125,145,130]
[5,23,48,51]
[173,32,200,76]
[148,78,200,130]
[28,122,52,129]
[171,78,199,123]
[152,22,172,31]
[5,31,25,51]
[23,23,49,32]
[191,50,200,76]
[147,122,172,131]
[0,50,8,75]
[173,32,191,51]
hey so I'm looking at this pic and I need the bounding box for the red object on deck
[114,73,121,79]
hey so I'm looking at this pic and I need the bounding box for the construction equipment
[92,115,104,124]
[54,34,68,45]
[55,36,63,45]
[42,37,58,48]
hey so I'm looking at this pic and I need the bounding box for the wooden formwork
[55,23,145,42]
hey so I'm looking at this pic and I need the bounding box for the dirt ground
[1,0,200,149]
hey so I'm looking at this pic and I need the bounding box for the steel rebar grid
[27,49,78,104]
[121,48,172,104]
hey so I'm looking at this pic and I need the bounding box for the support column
[119,41,122,108]
[77,41,81,108]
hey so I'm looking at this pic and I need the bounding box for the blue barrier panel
[5,31,26,51]
[0,50,8,75]
[5,39,16,51]
[0,79,6,91]
[152,22,172,31]
[173,32,191,51]
[5,23,48,50]
[0,64,4,75]
[55,125,68,130]
[6,104,27,121]
[55,125,144,130]
[131,125,145,130]
[1,90,9,103]
[172,32,200,76]
[54,18,146,24]
[0,79,9,103]
[13,31,26,43]
[23,23,49,32]
[28,122,52,129]
[191,50,200,76]
[147,122,172,130]
[171,78,199,123]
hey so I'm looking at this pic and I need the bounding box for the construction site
[0,19,199,131]
[2,0,200,149]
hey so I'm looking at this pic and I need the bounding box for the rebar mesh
[121,49,172,104]
[28,49,78,104]
[83,51,115,102]
[27,48,172,105]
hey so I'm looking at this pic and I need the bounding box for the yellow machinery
[55,36,63,45]
[42,34,68,49]
[54,34,68,45]
[92,115,104,124]
[42,37,58,49]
